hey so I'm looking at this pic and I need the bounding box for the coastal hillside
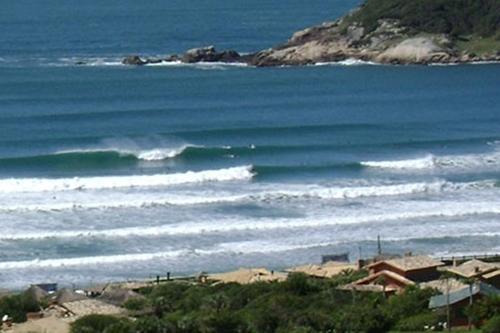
[248,0,500,65]
[125,0,500,66]
[347,0,499,37]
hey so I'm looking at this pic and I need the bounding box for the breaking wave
[3,201,500,241]
[0,165,254,194]
[361,150,500,171]
[361,155,436,169]
[0,241,330,270]
[315,58,377,66]
[0,179,495,212]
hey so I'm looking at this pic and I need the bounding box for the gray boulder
[181,46,240,63]
[122,55,147,65]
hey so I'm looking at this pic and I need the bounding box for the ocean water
[1,0,500,289]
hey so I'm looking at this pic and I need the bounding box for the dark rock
[122,55,146,66]
[181,46,240,63]
[75,61,86,66]
[217,50,241,62]
[182,46,217,63]
[164,55,180,62]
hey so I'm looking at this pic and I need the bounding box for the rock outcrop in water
[122,0,500,67]
[122,46,241,66]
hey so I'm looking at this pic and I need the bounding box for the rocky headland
[121,0,500,67]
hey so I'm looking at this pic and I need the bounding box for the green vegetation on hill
[70,272,446,333]
[349,0,500,37]
[69,273,500,333]
[0,291,40,323]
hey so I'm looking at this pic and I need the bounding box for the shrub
[0,291,40,323]
[382,286,437,324]
[134,316,167,333]
[393,312,440,331]
[70,314,125,333]
[285,273,318,296]
[467,295,500,327]
[200,310,248,333]
[483,315,500,333]
[103,320,135,333]
[124,297,150,311]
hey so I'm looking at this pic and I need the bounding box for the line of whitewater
[1,230,500,270]
[0,179,496,212]
[361,150,500,170]
[54,144,196,161]
[3,203,500,241]
[0,243,329,270]
[0,165,253,193]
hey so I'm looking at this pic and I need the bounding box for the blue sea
[1,0,499,289]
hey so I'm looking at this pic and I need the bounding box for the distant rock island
[123,0,500,66]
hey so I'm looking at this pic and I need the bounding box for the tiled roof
[446,259,498,278]
[421,278,467,294]
[338,284,398,293]
[484,269,500,279]
[209,268,287,284]
[286,261,357,278]
[350,270,415,286]
[370,255,444,272]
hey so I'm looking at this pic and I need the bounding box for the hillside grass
[455,35,500,55]
[348,0,500,37]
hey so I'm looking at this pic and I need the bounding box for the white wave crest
[361,155,436,169]
[55,144,194,161]
[0,250,185,269]
[0,179,494,212]
[315,58,377,66]
[362,151,500,171]
[0,240,334,270]
[0,165,254,194]
[146,60,249,69]
[135,146,192,161]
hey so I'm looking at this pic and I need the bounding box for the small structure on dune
[54,288,87,305]
[287,261,358,279]
[208,268,287,285]
[321,253,349,264]
[83,283,109,298]
[429,282,500,327]
[26,285,49,303]
[32,283,57,294]
[99,287,146,307]
[60,299,125,318]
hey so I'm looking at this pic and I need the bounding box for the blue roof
[429,282,500,309]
